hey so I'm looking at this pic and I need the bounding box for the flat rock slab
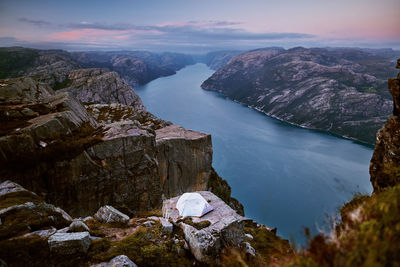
[162,191,248,263]
[48,232,91,255]
[155,124,209,142]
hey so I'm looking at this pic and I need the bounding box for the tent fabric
[176,192,214,217]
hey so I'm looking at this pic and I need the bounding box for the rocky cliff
[370,59,400,191]
[201,47,400,144]
[196,50,242,70]
[0,76,212,218]
[56,68,145,110]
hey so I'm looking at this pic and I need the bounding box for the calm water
[136,63,373,244]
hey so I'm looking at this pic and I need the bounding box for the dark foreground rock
[0,77,214,217]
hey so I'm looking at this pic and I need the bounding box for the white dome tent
[176,192,214,217]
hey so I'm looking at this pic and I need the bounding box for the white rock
[242,241,256,257]
[245,233,254,240]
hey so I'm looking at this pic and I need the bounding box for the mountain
[70,50,195,86]
[0,47,195,88]
[195,50,242,70]
[201,47,400,144]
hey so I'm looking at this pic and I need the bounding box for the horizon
[1,0,399,53]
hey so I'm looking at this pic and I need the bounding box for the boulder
[94,205,129,224]
[91,255,137,267]
[242,241,256,257]
[48,232,91,255]
[162,191,248,263]
[0,187,72,240]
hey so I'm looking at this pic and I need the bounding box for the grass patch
[182,217,211,230]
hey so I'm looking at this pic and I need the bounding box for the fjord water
[136,63,373,244]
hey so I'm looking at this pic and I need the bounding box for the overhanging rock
[162,191,248,263]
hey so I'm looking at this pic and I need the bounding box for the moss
[0,190,41,209]
[53,78,73,91]
[182,217,211,230]
[0,233,51,267]
[0,203,69,240]
[87,238,112,262]
[245,225,292,264]
[103,226,194,266]
[136,209,163,218]
[284,184,400,266]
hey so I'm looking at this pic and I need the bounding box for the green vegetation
[182,217,211,230]
[53,77,73,91]
[89,226,193,266]
[0,47,39,79]
[286,184,400,266]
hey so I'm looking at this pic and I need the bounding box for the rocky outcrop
[0,77,213,218]
[163,191,248,263]
[155,125,212,198]
[370,59,400,191]
[201,47,399,144]
[57,68,145,110]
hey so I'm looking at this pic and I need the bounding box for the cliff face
[0,77,212,217]
[201,47,399,144]
[370,59,400,191]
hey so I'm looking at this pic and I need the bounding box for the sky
[0,0,399,52]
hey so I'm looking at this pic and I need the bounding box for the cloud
[18,17,52,27]
[15,17,320,52]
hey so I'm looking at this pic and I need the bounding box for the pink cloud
[48,29,128,41]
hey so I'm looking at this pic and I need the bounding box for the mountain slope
[201,47,399,144]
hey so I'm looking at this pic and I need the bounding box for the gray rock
[23,227,57,238]
[83,216,94,222]
[68,220,90,233]
[163,191,248,263]
[48,232,91,255]
[58,68,145,110]
[245,233,254,240]
[91,255,137,267]
[94,205,130,224]
[143,220,155,227]
[0,180,37,198]
[146,216,173,233]
[242,241,256,257]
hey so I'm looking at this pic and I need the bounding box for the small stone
[68,220,90,233]
[83,216,94,222]
[143,221,154,227]
[242,241,256,257]
[39,141,47,148]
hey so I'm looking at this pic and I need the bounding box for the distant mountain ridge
[0,47,195,88]
[201,47,400,144]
